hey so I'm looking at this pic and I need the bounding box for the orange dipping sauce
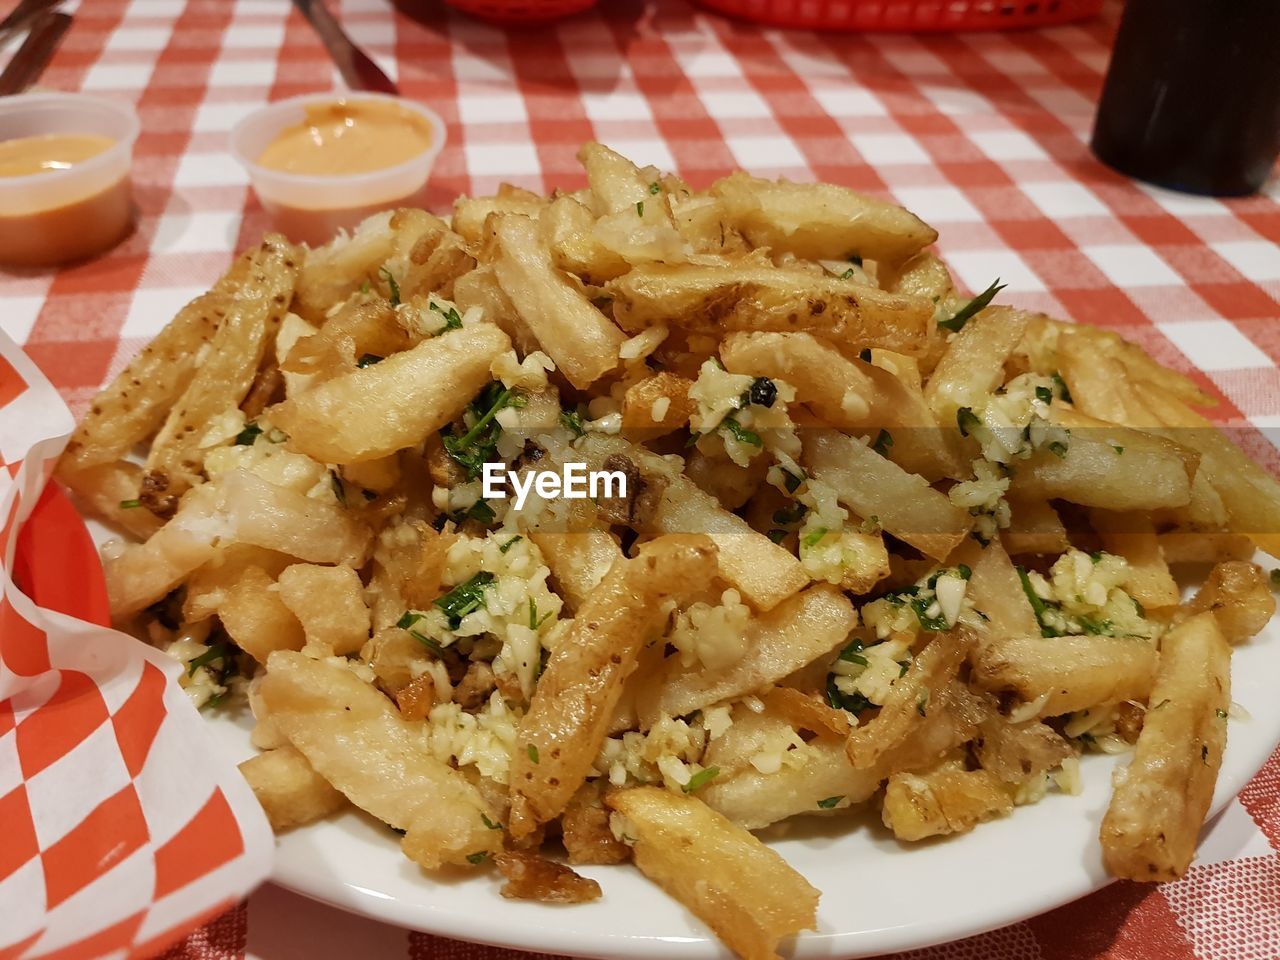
[256,99,435,176]
[0,133,132,267]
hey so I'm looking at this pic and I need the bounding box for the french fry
[453,184,545,245]
[1100,612,1230,881]
[58,245,263,474]
[270,323,510,463]
[973,718,1073,783]
[59,461,163,541]
[700,701,879,830]
[606,786,820,960]
[1091,509,1181,610]
[1159,531,1255,565]
[845,629,974,770]
[924,306,1032,423]
[277,563,371,656]
[881,763,1013,841]
[719,331,876,426]
[621,372,695,436]
[607,261,935,359]
[508,535,718,838]
[239,743,347,831]
[490,213,625,388]
[955,538,1041,640]
[217,565,305,663]
[182,544,293,622]
[643,584,856,725]
[1001,497,1069,557]
[259,651,502,868]
[971,633,1157,719]
[527,529,622,613]
[216,469,371,566]
[145,234,300,494]
[1181,560,1276,643]
[804,429,972,560]
[711,170,937,264]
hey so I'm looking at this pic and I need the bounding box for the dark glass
[1091,0,1280,197]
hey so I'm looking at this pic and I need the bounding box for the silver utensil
[0,9,71,96]
[291,0,398,95]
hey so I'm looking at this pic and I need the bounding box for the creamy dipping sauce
[257,99,434,176]
[0,133,116,177]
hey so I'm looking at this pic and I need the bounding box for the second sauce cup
[230,92,446,246]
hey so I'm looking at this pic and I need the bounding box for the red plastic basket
[692,0,1104,31]
[443,0,598,23]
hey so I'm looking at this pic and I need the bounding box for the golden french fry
[490,213,625,389]
[882,763,1012,841]
[1092,509,1181,610]
[607,261,935,359]
[1181,560,1276,643]
[259,651,502,868]
[924,306,1033,423]
[1100,612,1230,881]
[711,169,937,264]
[270,323,510,464]
[239,743,347,831]
[804,429,972,560]
[644,584,856,725]
[719,331,876,427]
[59,461,163,542]
[218,565,305,663]
[277,563,371,656]
[145,235,300,494]
[606,786,820,960]
[508,535,718,838]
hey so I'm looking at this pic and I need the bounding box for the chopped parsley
[826,676,872,715]
[466,852,489,865]
[937,278,1005,333]
[528,597,553,631]
[559,409,586,438]
[428,299,464,331]
[682,766,719,793]
[802,526,828,548]
[1017,566,1059,638]
[780,466,804,493]
[772,502,807,526]
[433,571,496,629]
[720,416,762,447]
[527,744,540,764]
[1051,372,1073,403]
[648,181,661,195]
[187,642,231,678]
[915,696,928,717]
[957,406,980,437]
[1035,385,1053,404]
[357,353,383,368]
[1112,444,1125,455]
[499,535,523,554]
[234,422,263,446]
[119,498,141,509]
[836,637,868,667]
[481,813,502,831]
[839,268,856,280]
[443,383,522,480]
[871,429,893,456]
[635,200,645,217]
[1047,440,1069,459]
[379,266,400,305]
[1215,708,1229,720]
[817,796,843,809]
[767,529,787,543]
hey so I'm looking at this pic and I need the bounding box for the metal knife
[0,9,72,96]
[291,0,398,96]
[0,0,62,47]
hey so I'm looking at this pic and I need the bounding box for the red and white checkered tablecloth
[3,0,1279,957]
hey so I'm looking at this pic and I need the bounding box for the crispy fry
[1100,612,1230,881]
[606,786,819,960]
[508,535,718,837]
[711,170,937,264]
[259,651,503,868]
[490,213,625,389]
[1182,560,1276,643]
[882,763,1012,841]
[270,323,510,463]
[239,743,347,831]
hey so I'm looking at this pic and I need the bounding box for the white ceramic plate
[185,598,1280,959]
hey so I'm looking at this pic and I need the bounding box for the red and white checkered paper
[3,0,1280,957]
[0,334,273,960]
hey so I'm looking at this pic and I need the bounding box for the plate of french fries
[57,143,1280,959]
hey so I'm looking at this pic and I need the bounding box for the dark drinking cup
[1091,0,1280,197]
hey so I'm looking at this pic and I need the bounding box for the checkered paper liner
[0,332,273,960]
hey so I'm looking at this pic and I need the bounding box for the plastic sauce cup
[229,93,447,247]
[0,93,140,268]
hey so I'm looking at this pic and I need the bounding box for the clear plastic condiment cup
[229,92,447,247]
[0,93,140,268]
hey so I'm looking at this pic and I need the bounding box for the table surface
[3,1,1280,958]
